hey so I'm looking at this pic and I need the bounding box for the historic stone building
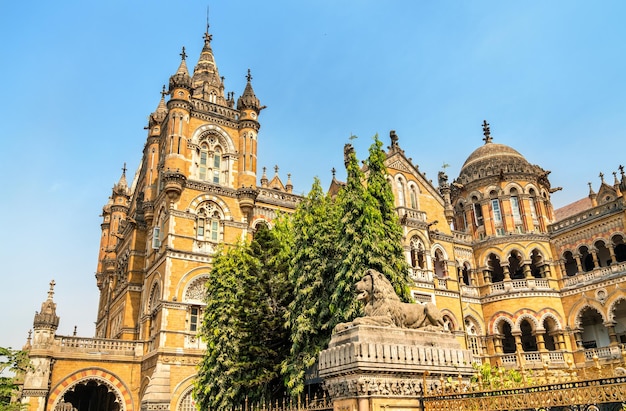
[20,27,626,411]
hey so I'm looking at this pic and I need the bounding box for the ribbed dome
[457,141,537,186]
[461,142,527,171]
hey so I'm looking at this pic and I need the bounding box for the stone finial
[331,167,336,179]
[47,279,56,300]
[482,120,492,144]
[599,172,605,184]
[180,46,187,61]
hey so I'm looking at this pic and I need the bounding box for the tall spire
[191,20,225,103]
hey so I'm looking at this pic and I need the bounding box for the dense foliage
[282,177,341,395]
[193,223,293,409]
[0,347,30,411]
[195,136,412,404]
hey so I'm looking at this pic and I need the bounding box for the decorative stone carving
[334,269,445,332]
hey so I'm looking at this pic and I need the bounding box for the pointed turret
[237,69,262,188]
[237,69,262,113]
[169,47,192,92]
[192,30,226,103]
[149,86,168,129]
[588,182,598,207]
[33,280,60,332]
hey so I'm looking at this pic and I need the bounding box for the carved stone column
[609,245,617,265]
[606,323,619,346]
[591,249,600,269]
[535,331,546,352]
[574,254,583,273]
[523,262,532,279]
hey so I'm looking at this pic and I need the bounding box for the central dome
[461,142,527,171]
[457,140,536,186]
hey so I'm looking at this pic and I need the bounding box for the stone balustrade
[57,336,142,356]
[563,262,626,288]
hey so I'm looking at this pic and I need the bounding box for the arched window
[472,196,483,227]
[410,237,425,269]
[397,179,405,207]
[528,189,539,222]
[510,188,522,226]
[433,248,446,278]
[199,143,209,181]
[490,191,502,225]
[409,185,418,209]
[465,318,482,357]
[196,203,222,242]
[212,147,222,184]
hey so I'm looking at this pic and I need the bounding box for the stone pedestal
[318,325,474,411]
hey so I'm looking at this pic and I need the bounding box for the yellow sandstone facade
[20,27,626,411]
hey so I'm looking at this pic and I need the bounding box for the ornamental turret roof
[237,69,261,112]
[169,47,192,91]
[33,280,60,330]
[191,30,225,102]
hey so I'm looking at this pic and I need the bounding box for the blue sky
[1,1,625,349]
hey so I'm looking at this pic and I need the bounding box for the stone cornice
[184,180,238,198]
[473,232,551,248]
[481,289,560,304]
[257,188,301,208]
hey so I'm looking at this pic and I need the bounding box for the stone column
[606,323,619,346]
[493,335,503,354]
[574,254,583,273]
[502,264,511,281]
[523,262,532,279]
[591,249,600,269]
[536,331,546,352]
[514,332,523,353]
[559,260,567,277]
[609,245,617,265]
[483,270,492,285]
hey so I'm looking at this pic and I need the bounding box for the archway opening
[57,380,120,411]
[613,299,626,344]
[579,307,609,348]
[563,251,577,276]
[500,321,516,354]
[520,319,537,352]
[543,317,558,351]
[594,240,611,267]
[488,254,504,283]
[613,235,626,263]
[508,250,523,279]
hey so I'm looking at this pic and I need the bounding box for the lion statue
[334,269,445,332]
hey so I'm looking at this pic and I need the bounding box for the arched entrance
[49,370,132,411]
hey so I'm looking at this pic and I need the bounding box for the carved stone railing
[563,262,626,288]
[584,345,624,361]
[497,351,566,369]
[488,278,553,295]
[460,285,479,297]
[57,336,142,356]
[396,207,427,223]
[409,268,433,283]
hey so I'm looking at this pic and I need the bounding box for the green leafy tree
[364,134,412,302]
[332,140,412,324]
[194,222,294,409]
[242,223,293,399]
[194,243,258,410]
[1,347,30,411]
[282,177,341,396]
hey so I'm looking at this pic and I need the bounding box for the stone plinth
[318,325,474,409]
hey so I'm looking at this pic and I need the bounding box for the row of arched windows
[562,234,626,276]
